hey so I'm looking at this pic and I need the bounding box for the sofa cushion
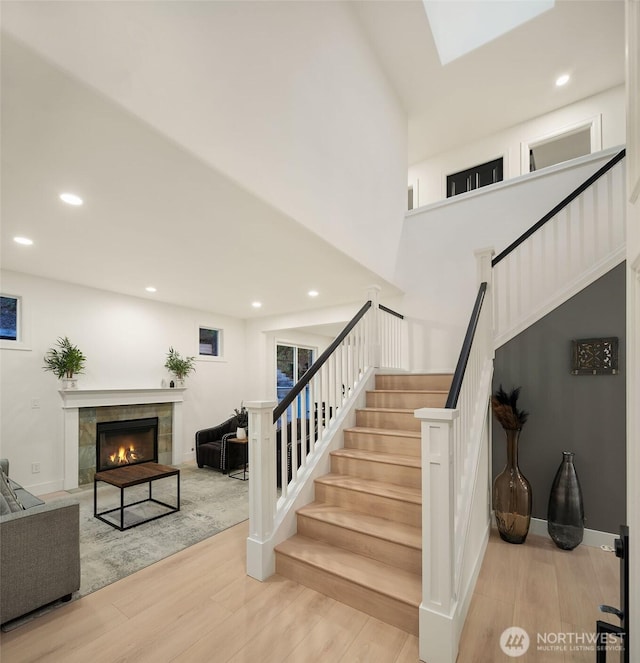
[0,470,24,513]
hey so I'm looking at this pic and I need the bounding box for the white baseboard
[492,512,617,549]
[528,517,617,549]
[29,479,64,496]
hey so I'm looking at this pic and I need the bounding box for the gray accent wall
[492,262,626,534]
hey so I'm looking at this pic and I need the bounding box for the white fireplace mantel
[60,387,185,490]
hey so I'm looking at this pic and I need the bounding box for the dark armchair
[195,416,245,474]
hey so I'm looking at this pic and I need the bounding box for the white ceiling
[352,0,625,164]
[0,32,402,320]
[0,1,625,322]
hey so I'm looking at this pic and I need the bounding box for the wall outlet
[31,463,40,474]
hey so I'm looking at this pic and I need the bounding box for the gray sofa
[0,459,81,625]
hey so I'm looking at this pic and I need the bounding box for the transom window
[199,326,222,357]
[446,157,504,198]
[1,295,19,342]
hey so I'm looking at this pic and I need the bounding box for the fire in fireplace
[96,417,159,472]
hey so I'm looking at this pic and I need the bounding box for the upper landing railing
[492,148,626,347]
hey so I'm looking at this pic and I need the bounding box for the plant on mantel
[164,347,196,385]
[43,336,87,389]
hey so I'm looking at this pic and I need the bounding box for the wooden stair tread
[345,427,420,439]
[297,502,422,549]
[316,473,421,504]
[331,448,421,468]
[275,535,421,606]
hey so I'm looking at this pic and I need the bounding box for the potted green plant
[43,336,87,389]
[164,347,196,387]
[234,404,248,438]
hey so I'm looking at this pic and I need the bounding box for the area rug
[1,464,248,631]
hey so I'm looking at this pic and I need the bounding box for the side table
[227,437,249,481]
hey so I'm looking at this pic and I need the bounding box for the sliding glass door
[276,344,314,416]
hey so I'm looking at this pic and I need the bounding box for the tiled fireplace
[60,388,185,489]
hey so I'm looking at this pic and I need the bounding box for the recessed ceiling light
[145,286,157,293]
[13,236,33,246]
[59,192,83,206]
[251,301,262,308]
[555,74,570,87]
[308,290,319,297]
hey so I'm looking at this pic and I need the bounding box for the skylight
[423,0,555,65]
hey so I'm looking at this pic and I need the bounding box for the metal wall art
[571,337,618,375]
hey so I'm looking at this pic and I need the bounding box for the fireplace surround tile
[61,388,185,491]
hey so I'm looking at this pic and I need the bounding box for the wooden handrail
[492,148,626,267]
[273,300,373,422]
[445,282,487,409]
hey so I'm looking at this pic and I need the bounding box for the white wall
[397,149,624,368]
[2,1,408,284]
[626,1,640,658]
[0,270,247,493]
[409,86,626,207]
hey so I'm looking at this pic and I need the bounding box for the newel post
[473,246,494,287]
[245,400,277,581]
[367,285,382,368]
[415,407,459,663]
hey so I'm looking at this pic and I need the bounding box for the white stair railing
[493,150,626,348]
[246,295,405,581]
[415,149,627,663]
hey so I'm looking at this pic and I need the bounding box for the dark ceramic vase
[493,428,532,544]
[547,451,584,550]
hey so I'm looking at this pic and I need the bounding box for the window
[199,326,222,357]
[446,157,503,198]
[0,295,19,341]
[520,116,601,175]
[528,127,591,172]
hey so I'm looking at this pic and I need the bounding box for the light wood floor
[0,522,619,663]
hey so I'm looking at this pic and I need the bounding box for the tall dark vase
[547,451,584,550]
[493,428,532,544]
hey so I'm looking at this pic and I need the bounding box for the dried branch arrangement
[491,385,529,430]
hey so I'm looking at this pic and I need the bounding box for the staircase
[274,373,452,635]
